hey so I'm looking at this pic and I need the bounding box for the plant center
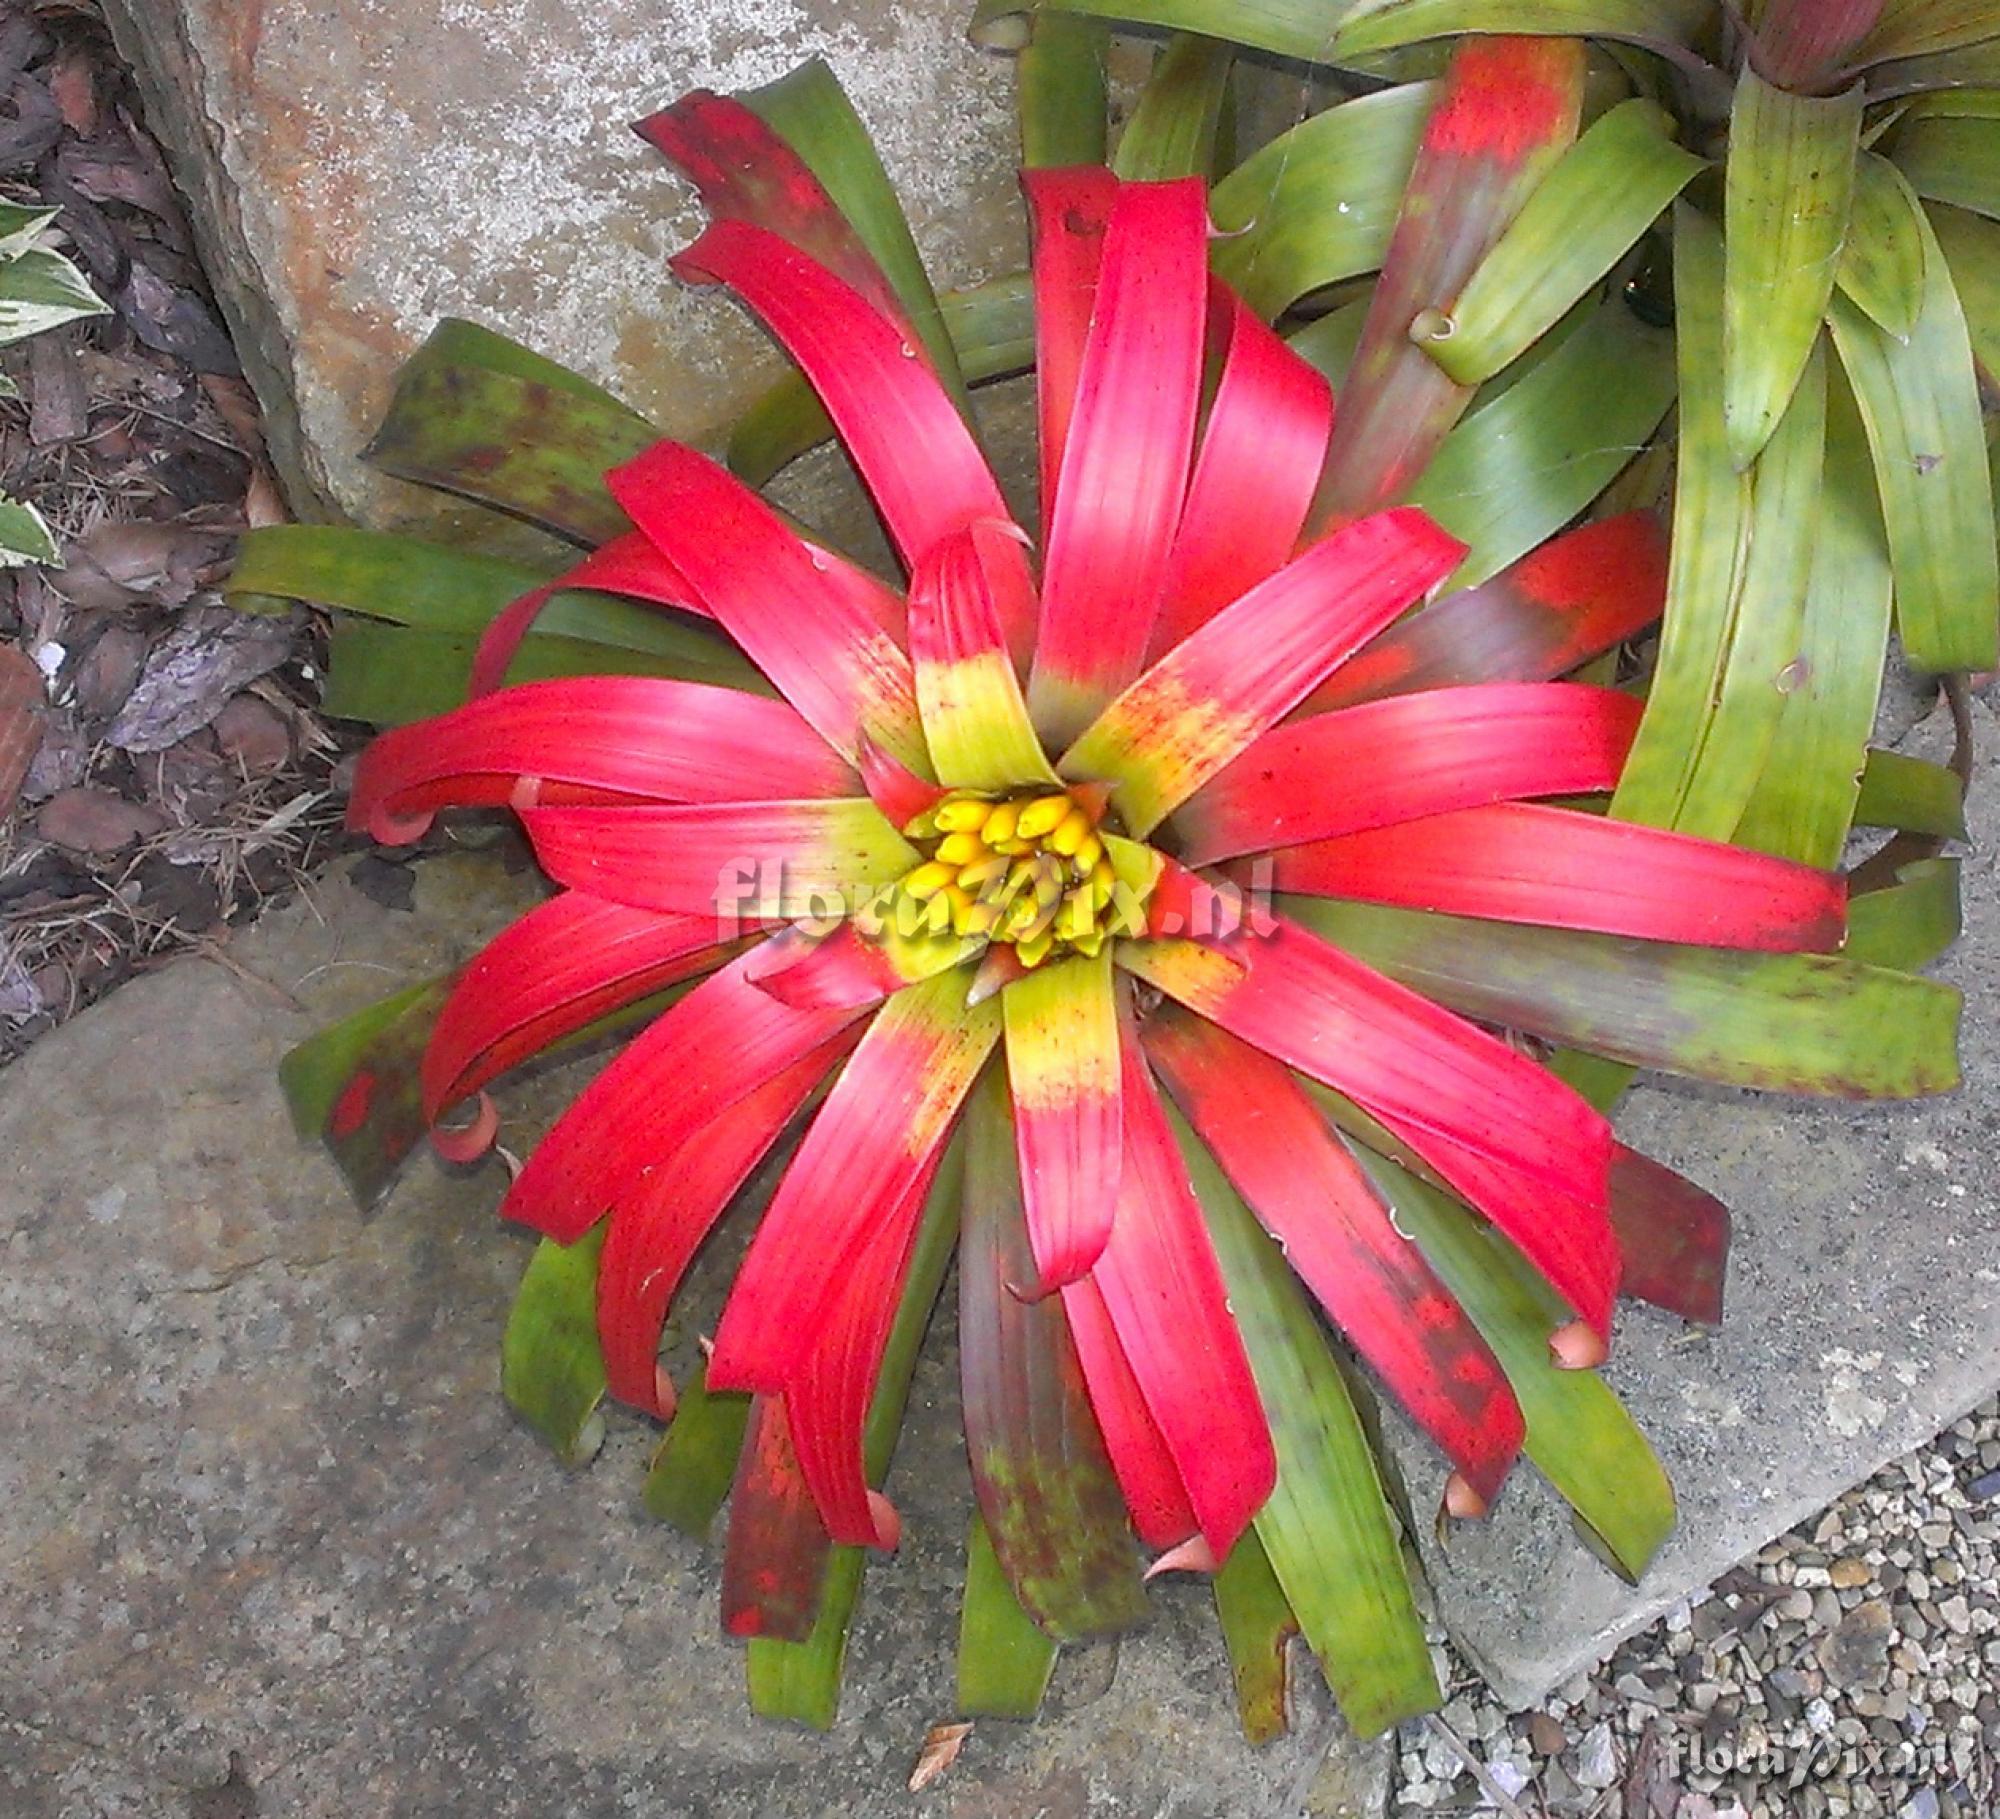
[896,786,1122,968]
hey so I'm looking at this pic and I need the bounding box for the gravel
[1392,1395,2000,1816]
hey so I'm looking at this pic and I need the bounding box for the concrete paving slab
[0,853,1391,1819]
[1392,694,2000,1706]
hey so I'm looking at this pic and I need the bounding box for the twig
[1422,1712,1538,1819]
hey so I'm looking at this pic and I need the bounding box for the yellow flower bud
[932,796,991,834]
[1015,794,1072,840]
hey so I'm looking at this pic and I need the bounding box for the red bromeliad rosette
[272,44,1966,1738]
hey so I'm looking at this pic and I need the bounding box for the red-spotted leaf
[1147,1008,1522,1503]
[1061,508,1466,836]
[1298,511,1669,715]
[1309,36,1586,530]
[959,1067,1147,1639]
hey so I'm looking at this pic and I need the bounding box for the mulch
[0,0,346,1066]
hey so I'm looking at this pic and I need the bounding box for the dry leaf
[108,613,293,753]
[244,465,289,529]
[37,785,167,854]
[0,641,46,817]
[907,1721,973,1794]
[46,44,96,134]
[53,519,231,611]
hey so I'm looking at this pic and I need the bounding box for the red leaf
[1060,1273,1198,1551]
[960,1073,1148,1636]
[1310,37,1586,529]
[721,1393,830,1641]
[1270,802,1848,951]
[1120,917,1617,1333]
[1001,951,1123,1291]
[1148,285,1334,660]
[1023,167,1121,543]
[350,677,858,843]
[1147,1009,1523,1503]
[785,1156,942,1547]
[670,222,1024,595]
[518,796,916,920]
[1176,681,1642,867]
[1299,512,1669,716]
[1081,1031,1275,1560]
[608,440,926,769]
[707,970,999,1393]
[639,90,917,334]
[596,1033,855,1415]
[1027,178,1209,745]
[502,945,872,1242]
[1609,1144,1730,1325]
[1061,507,1467,836]
[423,894,749,1120]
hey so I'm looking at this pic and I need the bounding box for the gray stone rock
[1395,693,2000,1706]
[99,0,1032,524]
[0,853,1392,1817]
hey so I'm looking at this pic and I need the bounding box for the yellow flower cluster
[898,789,1124,967]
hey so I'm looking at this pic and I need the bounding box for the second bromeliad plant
[229,0,1989,1741]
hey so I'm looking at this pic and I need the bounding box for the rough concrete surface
[99,0,1031,524]
[0,854,1391,1819]
[1395,693,2000,1707]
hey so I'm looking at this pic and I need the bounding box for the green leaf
[1355,1150,1675,1582]
[1722,69,1862,469]
[228,525,751,668]
[1623,334,1828,843]
[1927,200,2000,388]
[0,495,58,567]
[1868,39,2000,96]
[1284,300,1372,391]
[0,247,108,346]
[746,1138,965,1727]
[320,621,762,727]
[957,1512,1061,1718]
[1828,199,2000,672]
[959,1070,1148,1640]
[1211,1529,1299,1746]
[1732,372,1895,868]
[1847,859,1963,972]
[743,60,968,413]
[1855,748,1968,837]
[1311,36,1586,531]
[416,316,638,411]
[1406,291,1677,589]
[747,1545,864,1730]
[1334,0,1712,56]
[1614,206,1746,827]
[1836,150,1929,341]
[643,1363,753,1538]
[502,1224,610,1468]
[727,271,1035,487]
[1181,1114,1439,1739]
[1858,0,2000,64]
[1891,98,2000,221]
[364,326,657,543]
[1113,33,1236,181]
[0,201,58,264]
[1427,99,1704,387]
[1288,895,1964,1098]
[972,0,1369,64]
[1017,10,1111,168]
[1208,85,1433,321]
[277,977,454,1209]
